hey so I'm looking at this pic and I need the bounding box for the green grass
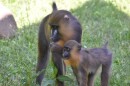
[0,0,130,86]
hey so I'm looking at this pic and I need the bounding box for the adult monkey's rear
[36,2,82,86]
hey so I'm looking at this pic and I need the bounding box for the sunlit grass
[109,0,130,15]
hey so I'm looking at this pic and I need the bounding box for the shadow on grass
[1,0,129,86]
[72,1,130,86]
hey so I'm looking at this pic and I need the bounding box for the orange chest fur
[64,54,81,68]
[56,40,65,47]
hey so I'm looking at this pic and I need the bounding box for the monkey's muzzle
[50,28,60,42]
[62,52,70,59]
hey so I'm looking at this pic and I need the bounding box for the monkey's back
[80,48,112,74]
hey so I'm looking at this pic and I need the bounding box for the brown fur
[63,40,112,86]
[56,40,65,47]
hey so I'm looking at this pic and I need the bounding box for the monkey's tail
[102,41,108,49]
[38,15,50,56]
[52,2,57,12]
[36,15,50,85]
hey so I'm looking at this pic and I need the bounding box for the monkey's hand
[50,43,63,54]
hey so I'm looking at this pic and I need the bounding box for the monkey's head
[62,40,81,59]
[49,10,80,43]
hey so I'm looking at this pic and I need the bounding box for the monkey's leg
[52,51,65,86]
[88,73,95,86]
[101,63,111,86]
[79,67,88,86]
[71,67,80,85]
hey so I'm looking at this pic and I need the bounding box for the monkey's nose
[62,52,70,59]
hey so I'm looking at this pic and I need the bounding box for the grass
[0,0,130,86]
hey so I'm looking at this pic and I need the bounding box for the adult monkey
[36,2,82,86]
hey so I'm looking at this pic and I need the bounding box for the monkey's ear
[64,15,70,21]
[78,44,82,51]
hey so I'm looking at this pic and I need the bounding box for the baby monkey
[62,40,112,86]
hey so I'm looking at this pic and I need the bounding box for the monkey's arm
[51,43,65,86]
[71,65,88,86]
[71,67,80,85]
[79,66,88,86]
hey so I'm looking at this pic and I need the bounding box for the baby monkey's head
[62,40,81,59]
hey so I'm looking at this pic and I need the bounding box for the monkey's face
[50,24,75,42]
[62,46,71,59]
[49,13,75,43]
[62,40,81,59]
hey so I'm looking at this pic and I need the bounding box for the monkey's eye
[63,47,71,51]
[50,24,59,29]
